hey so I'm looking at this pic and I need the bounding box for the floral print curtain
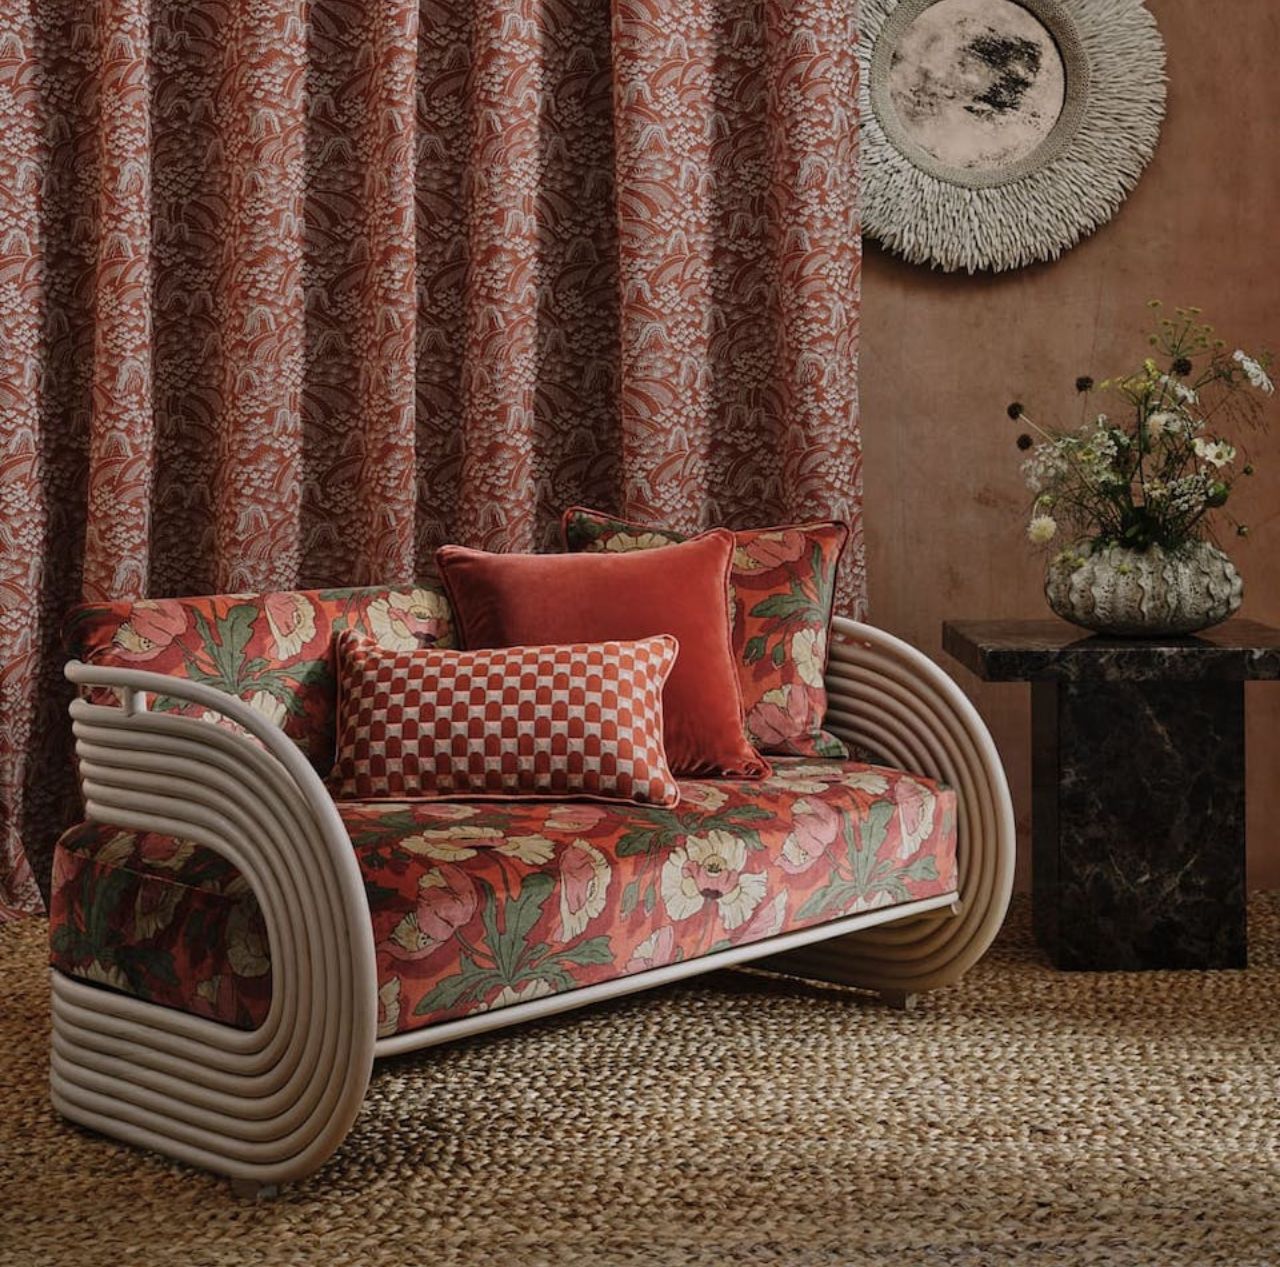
[0,0,862,915]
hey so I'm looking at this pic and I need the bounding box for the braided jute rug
[2,897,1278,1267]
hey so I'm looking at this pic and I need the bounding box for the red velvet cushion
[437,533,769,778]
[330,632,681,805]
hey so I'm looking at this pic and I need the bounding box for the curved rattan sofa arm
[780,617,1016,994]
[51,661,378,1189]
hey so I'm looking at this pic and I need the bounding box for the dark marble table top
[943,618,1280,683]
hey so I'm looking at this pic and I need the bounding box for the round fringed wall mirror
[859,0,1166,272]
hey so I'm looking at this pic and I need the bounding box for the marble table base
[1032,680,1246,971]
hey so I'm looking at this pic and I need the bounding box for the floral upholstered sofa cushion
[50,759,957,1036]
[66,585,455,769]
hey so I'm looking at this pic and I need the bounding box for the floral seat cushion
[49,759,958,1037]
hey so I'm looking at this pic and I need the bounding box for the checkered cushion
[330,632,681,805]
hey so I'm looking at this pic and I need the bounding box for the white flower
[1027,515,1058,545]
[1145,410,1178,440]
[1022,444,1069,494]
[497,835,556,866]
[483,980,554,1012]
[195,976,222,1009]
[1079,430,1118,469]
[367,589,451,651]
[1193,438,1236,468]
[626,926,677,973]
[780,798,842,874]
[1160,375,1199,405]
[894,778,939,861]
[1166,473,1211,515]
[558,839,611,940]
[248,689,288,728]
[660,831,766,931]
[82,959,131,992]
[198,707,252,737]
[715,870,768,931]
[96,831,140,868]
[790,627,826,689]
[263,592,317,659]
[1234,349,1274,395]
[377,978,401,1038]
[397,827,555,866]
[398,826,496,861]
[842,769,890,796]
[226,901,270,978]
[133,882,183,939]
[762,762,831,795]
[678,782,729,813]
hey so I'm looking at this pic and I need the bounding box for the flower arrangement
[1009,304,1273,563]
[1006,305,1275,635]
[1008,304,1269,563]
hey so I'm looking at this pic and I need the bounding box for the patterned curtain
[0,0,862,915]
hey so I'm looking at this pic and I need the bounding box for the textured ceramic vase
[1045,541,1243,637]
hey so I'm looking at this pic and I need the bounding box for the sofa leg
[230,1179,280,1201]
[879,989,917,1012]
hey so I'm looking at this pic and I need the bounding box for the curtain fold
[0,0,862,915]
[453,0,544,551]
[83,0,155,602]
[210,0,308,590]
[304,0,420,585]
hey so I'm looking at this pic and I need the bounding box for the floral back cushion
[561,508,849,758]
[65,585,455,770]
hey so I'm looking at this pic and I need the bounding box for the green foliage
[795,801,931,921]
[751,588,823,624]
[620,880,640,916]
[746,554,832,668]
[413,873,615,1017]
[171,603,329,713]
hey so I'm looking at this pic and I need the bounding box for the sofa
[49,581,1014,1194]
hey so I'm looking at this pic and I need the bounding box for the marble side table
[943,618,1280,971]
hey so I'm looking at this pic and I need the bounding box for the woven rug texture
[1,896,1278,1267]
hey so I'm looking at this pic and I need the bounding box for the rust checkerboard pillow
[330,631,680,806]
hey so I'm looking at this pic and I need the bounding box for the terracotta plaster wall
[861,0,1280,889]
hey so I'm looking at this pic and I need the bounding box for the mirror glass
[886,0,1067,171]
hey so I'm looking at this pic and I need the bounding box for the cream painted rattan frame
[52,616,1013,1190]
